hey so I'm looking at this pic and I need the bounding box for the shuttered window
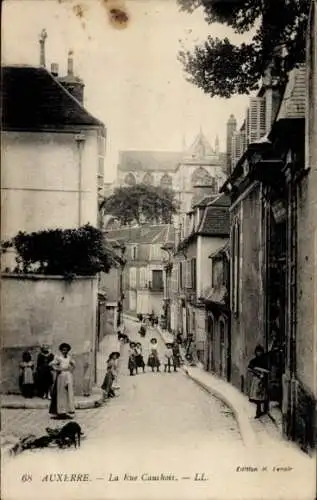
[152,270,164,290]
[246,97,266,145]
[129,267,137,288]
[185,260,192,289]
[139,267,147,288]
[171,266,178,293]
[179,262,183,289]
[191,258,197,290]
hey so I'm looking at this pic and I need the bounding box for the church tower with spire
[173,129,226,216]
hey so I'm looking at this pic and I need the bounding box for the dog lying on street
[9,422,83,455]
[46,422,83,449]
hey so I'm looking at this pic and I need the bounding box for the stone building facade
[105,224,175,318]
[223,52,316,451]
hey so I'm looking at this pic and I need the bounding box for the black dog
[10,434,53,454]
[46,422,83,449]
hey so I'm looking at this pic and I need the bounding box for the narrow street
[2,319,314,500]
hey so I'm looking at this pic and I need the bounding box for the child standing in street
[135,342,146,373]
[163,342,175,373]
[101,352,120,399]
[19,351,35,398]
[128,342,137,376]
[147,338,161,373]
[172,341,181,370]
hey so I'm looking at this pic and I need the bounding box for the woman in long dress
[147,338,160,372]
[248,345,270,418]
[36,344,54,399]
[49,343,75,419]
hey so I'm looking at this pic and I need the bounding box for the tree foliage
[1,225,121,279]
[178,0,310,97]
[100,184,179,226]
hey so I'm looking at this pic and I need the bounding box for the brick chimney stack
[39,29,47,68]
[58,50,85,104]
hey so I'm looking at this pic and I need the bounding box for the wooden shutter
[191,258,197,290]
[185,260,192,288]
[152,270,163,290]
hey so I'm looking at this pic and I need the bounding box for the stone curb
[1,390,103,410]
[182,366,257,448]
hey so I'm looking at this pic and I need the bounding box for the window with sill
[151,270,164,290]
[129,267,137,288]
[139,267,147,288]
[185,260,192,288]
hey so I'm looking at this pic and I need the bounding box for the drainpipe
[75,133,86,226]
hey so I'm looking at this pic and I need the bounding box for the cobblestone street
[1,320,314,500]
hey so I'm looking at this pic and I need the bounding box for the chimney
[58,50,85,104]
[51,63,59,77]
[39,29,47,68]
[67,50,74,76]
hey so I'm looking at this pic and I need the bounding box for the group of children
[19,344,55,399]
[101,325,182,401]
[128,337,181,375]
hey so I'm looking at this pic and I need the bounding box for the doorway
[268,212,287,407]
[206,313,214,372]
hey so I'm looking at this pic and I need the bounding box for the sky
[2,0,251,182]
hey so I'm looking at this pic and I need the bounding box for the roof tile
[198,206,230,236]
[2,66,103,130]
[277,64,306,121]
